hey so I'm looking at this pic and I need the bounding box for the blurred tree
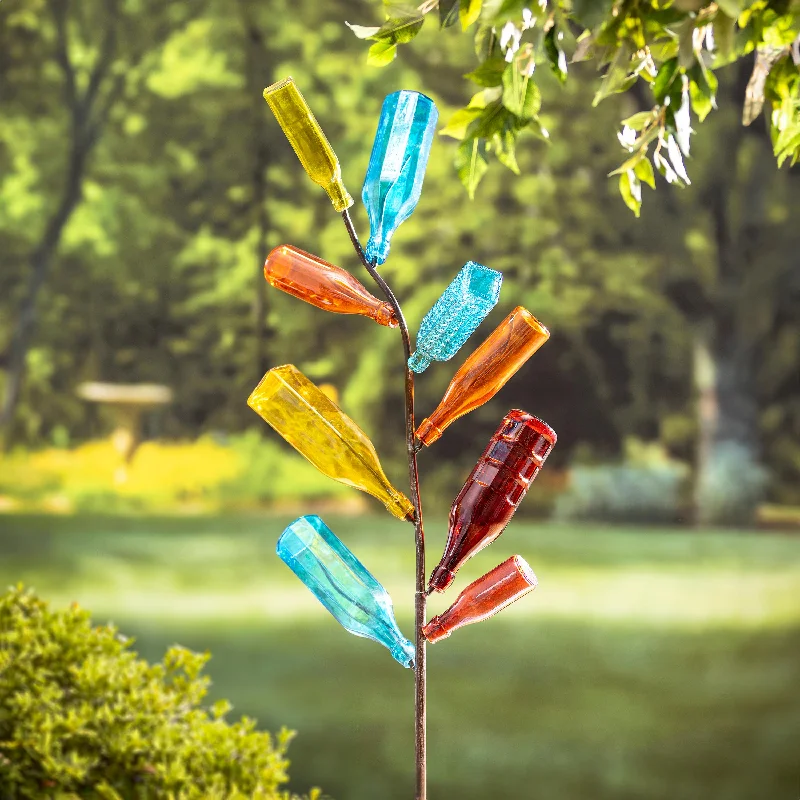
[0,0,797,523]
[0,0,205,440]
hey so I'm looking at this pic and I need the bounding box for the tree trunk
[694,61,772,525]
[0,0,116,443]
[0,137,90,440]
[237,0,273,378]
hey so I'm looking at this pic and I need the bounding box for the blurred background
[0,0,799,797]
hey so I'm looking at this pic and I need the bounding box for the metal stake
[342,209,427,800]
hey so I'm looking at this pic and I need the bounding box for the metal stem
[342,209,427,800]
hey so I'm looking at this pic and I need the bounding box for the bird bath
[77,382,173,483]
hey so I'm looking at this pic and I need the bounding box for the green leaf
[377,12,426,43]
[346,22,381,39]
[456,137,489,198]
[688,62,718,122]
[716,0,745,19]
[619,170,642,217]
[347,12,425,43]
[593,41,634,106]
[367,39,398,66]
[502,63,541,119]
[621,111,657,130]
[439,0,460,28]
[474,24,497,59]
[493,127,520,174]
[653,57,679,104]
[545,28,568,83]
[572,0,615,30]
[460,0,482,31]
[439,107,484,139]
[608,149,644,176]
[676,18,697,69]
[712,12,737,61]
[634,156,656,189]
[464,56,507,87]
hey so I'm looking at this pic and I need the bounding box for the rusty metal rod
[342,208,427,800]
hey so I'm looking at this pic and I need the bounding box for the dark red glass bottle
[428,410,556,594]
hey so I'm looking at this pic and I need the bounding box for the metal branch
[341,209,427,800]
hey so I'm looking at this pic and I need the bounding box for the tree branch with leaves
[349,0,800,214]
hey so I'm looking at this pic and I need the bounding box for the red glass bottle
[428,410,556,594]
[422,555,537,643]
[264,244,398,327]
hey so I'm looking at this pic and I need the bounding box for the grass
[0,512,798,799]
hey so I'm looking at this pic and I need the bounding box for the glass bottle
[277,515,415,668]
[362,91,438,265]
[263,77,353,212]
[408,261,503,373]
[265,244,397,327]
[248,365,414,521]
[416,306,550,447]
[428,410,556,593]
[422,555,537,643]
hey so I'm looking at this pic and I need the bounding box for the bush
[697,441,768,526]
[0,586,319,799]
[0,432,350,514]
[555,439,689,524]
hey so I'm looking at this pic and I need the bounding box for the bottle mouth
[263,76,295,97]
[408,350,432,373]
[364,234,391,266]
[415,417,443,447]
[512,555,537,588]
[391,637,416,668]
[427,565,456,593]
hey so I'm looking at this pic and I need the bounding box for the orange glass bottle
[422,555,537,643]
[416,307,550,447]
[428,410,556,593]
[265,245,398,328]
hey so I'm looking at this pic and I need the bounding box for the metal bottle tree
[252,78,557,800]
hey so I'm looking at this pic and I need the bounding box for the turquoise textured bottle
[362,91,438,266]
[409,261,503,373]
[276,515,415,668]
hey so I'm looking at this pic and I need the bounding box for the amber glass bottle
[265,245,397,327]
[422,555,537,643]
[428,410,556,593]
[416,307,549,446]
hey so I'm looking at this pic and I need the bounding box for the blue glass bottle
[362,91,438,266]
[276,515,415,668]
[408,261,503,373]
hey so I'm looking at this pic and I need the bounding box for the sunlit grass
[0,513,798,799]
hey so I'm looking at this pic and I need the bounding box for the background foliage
[1,0,798,525]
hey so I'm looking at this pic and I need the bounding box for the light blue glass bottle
[276,515,415,668]
[362,91,438,266]
[409,262,503,373]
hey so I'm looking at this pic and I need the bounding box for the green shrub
[555,439,689,524]
[0,586,320,799]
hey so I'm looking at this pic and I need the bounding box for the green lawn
[0,513,798,799]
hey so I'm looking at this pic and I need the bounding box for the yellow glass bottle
[248,365,414,521]
[263,77,353,212]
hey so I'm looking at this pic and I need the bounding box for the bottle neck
[389,634,416,668]
[370,300,399,329]
[408,350,432,373]
[416,416,444,447]
[384,488,415,522]
[364,232,392,266]
[324,178,353,213]
[428,564,456,594]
